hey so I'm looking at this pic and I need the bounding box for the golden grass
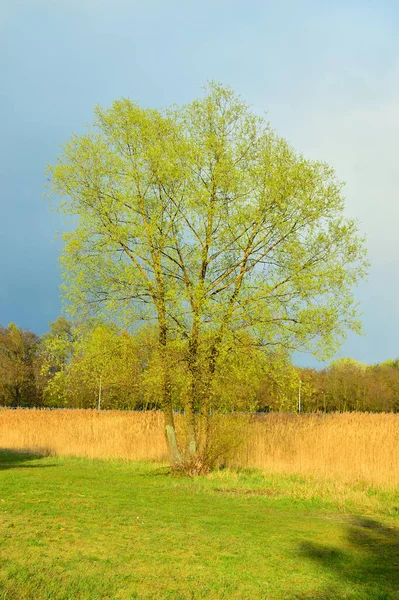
[235,413,399,489]
[0,409,167,462]
[1,409,398,489]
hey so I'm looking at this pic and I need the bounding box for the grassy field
[1,409,399,488]
[1,451,399,600]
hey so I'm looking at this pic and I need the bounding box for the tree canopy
[47,83,368,469]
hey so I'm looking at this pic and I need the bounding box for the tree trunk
[185,398,197,456]
[159,319,182,466]
[200,341,219,454]
[185,326,200,456]
[163,401,182,466]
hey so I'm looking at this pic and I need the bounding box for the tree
[366,361,399,412]
[0,323,41,407]
[40,316,75,406]
[69,323,141,410]
[324,358,368,412]
[41,318,141,409]
[48,83,368,469]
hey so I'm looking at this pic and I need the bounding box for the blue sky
[1,0,398,365]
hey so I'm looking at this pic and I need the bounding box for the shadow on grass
[295,516,399,599]
[0,449,55,471]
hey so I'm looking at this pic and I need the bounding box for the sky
[1,0,398,366]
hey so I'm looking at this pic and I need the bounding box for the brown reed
[235,412,399,488]
[0,409,398,488]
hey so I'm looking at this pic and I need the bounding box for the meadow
[1,452,399,600]
[1,409,399,599]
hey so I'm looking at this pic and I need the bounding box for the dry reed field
[1,409,398,488]
[235,412,399,488]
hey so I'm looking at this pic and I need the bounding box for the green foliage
[0,323,41,407]
[3,315,399,413]
[298,359,399,413]
[70,324,141,409]
[40,317,74,407]
[48,82,368,357]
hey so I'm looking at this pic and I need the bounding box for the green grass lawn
[1,451,399,599]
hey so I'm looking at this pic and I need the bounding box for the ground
[0,451,398,599]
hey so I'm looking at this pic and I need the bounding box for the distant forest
[1,318,398,413]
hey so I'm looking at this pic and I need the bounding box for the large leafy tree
[48,83,368,467]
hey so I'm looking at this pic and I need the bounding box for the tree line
[1,318,398,413]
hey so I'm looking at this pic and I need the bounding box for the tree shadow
[0,449,55,471]
[295,516,399,599]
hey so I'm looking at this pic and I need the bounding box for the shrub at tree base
[175,414,250,475]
